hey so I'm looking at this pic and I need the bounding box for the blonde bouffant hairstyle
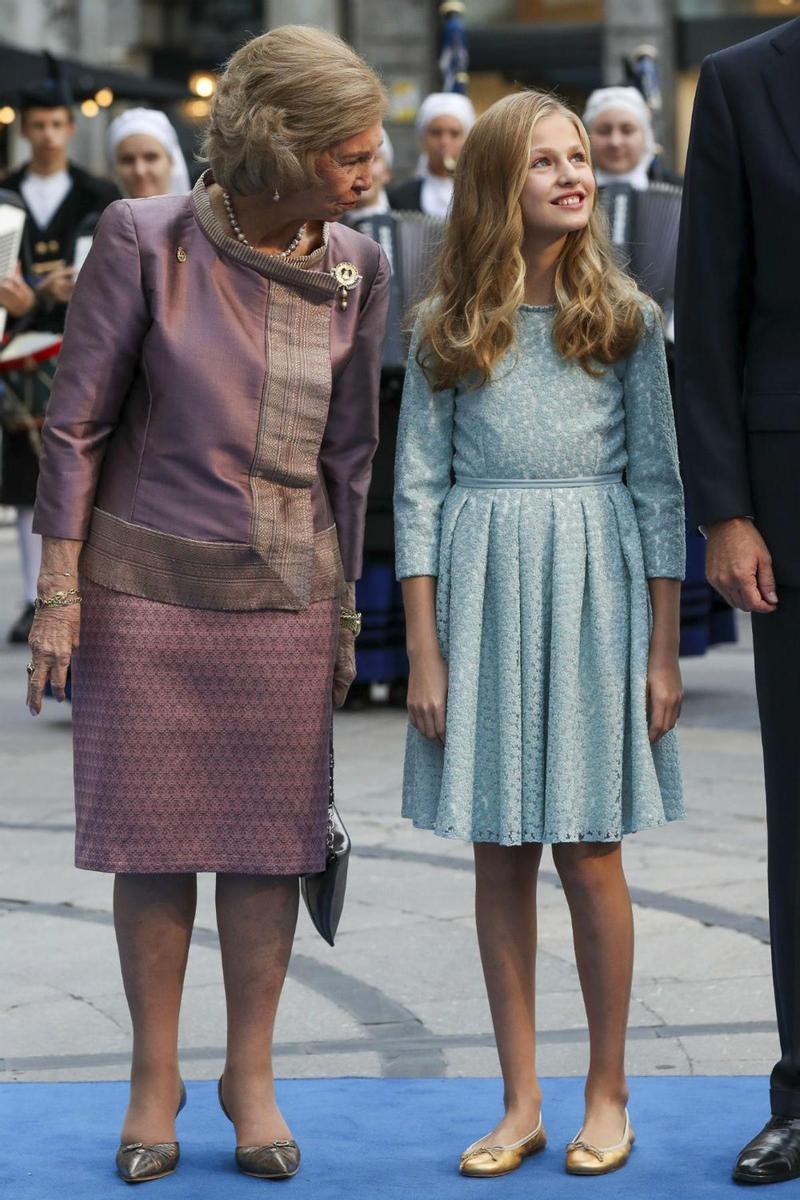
[202,26,388,196]
[418,90,651,390]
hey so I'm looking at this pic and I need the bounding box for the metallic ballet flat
[116,1081,187,1184]
[459,1116,546,1177]
[565,1108,634,1175]
[218,1076,301,1180]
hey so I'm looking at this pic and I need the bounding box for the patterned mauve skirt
[72,579,338,874]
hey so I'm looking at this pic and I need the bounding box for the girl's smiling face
[520,112,595,243]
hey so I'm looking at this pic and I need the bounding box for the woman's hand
[407,648,449,747]
[646,649,683,743]
[27,603,81,714]
[332,627,356,709]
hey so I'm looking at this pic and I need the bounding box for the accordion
[351,211,445,371]
[598,181,683,322]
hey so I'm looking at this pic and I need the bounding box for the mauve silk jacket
[33,174,391,611]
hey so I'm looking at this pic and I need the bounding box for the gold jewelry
[331,262,362,311]
[339,607,362,636]
[34,588,82,610]
[26,662,34,676]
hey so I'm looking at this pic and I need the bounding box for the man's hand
[706,517,777,613]
[0,267,36,317]
[36,266,75,305]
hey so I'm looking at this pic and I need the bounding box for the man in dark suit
[0,79,118,643]
[676,15,800,1186]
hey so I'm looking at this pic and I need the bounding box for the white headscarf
[414,92,477,195]
[415,92,476,137]
[582,86,656,192]
[107,108,191,195]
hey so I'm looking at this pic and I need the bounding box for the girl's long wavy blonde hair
[418,90,649,391]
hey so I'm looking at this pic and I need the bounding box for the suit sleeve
[33,201,150,540]
[674,53,754,527]
[318,245,391,581]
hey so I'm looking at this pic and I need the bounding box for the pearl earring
[273,187,280,202]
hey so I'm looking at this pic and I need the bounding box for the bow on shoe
[462,1145,501,1163]
[566,1139,605,1162]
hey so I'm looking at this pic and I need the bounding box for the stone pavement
[0,525,777,1086]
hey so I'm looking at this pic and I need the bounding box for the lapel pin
[331,261,362,311]
[176,246,187,263]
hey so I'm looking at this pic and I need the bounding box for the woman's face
[588,106,647,175]
[311,122,384,220]
[519,112,595,244]
[116,133,172,198]
[422,115,466,176]
[352,145,392,209]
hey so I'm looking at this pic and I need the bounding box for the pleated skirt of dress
[72,578,338,874]
[401,481,684,844]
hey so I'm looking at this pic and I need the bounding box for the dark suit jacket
[675,16,800,584]
[3,161,120,333]
[387,177,423,213]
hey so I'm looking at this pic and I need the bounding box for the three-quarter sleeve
[33,200,150,541]
[319,246,390,581]
[622,305,686,579]
[393,321,455,579]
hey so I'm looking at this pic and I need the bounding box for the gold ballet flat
[459,1116,546,1177]
[116,1081,187,1184]
[218,1076,301,1180]
[565,1108,635,1175]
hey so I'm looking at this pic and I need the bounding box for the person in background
[107,107,191,199]
[0,79,118,645]
[387,92,475,216]
[583,85,680,189]
[342,127,406,707]
[583,85,735,661]
[341,128,393,223]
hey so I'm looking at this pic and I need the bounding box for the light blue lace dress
[394,304,686,843]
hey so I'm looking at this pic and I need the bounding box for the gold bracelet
[340,607,362,636]
[34,588,82,610]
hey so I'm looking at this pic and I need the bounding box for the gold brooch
[176,246,187,263]
[331,261,362,311]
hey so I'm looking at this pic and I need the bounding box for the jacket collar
[771,15,800,54]
[191,171,338,297]
[766,18,800,170]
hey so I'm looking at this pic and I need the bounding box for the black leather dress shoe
[733,1117,800,1185]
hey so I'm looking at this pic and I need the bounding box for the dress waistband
[455,473,623,490]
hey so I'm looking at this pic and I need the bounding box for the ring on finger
[26,661,35,677]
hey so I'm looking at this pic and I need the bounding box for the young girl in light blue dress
[394,91,685,1179]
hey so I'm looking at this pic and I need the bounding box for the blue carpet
[2,1076,798,1198]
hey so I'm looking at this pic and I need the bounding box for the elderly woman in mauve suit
[26,26,390,1184]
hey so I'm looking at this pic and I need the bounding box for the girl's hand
[27,604,81,714]
[332,627,356,709]
[407,648,449,747]
[646,650,683,743]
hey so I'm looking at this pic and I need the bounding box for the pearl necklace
[221,190,306,258]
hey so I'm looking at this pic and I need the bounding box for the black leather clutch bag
[301,735,351,946]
